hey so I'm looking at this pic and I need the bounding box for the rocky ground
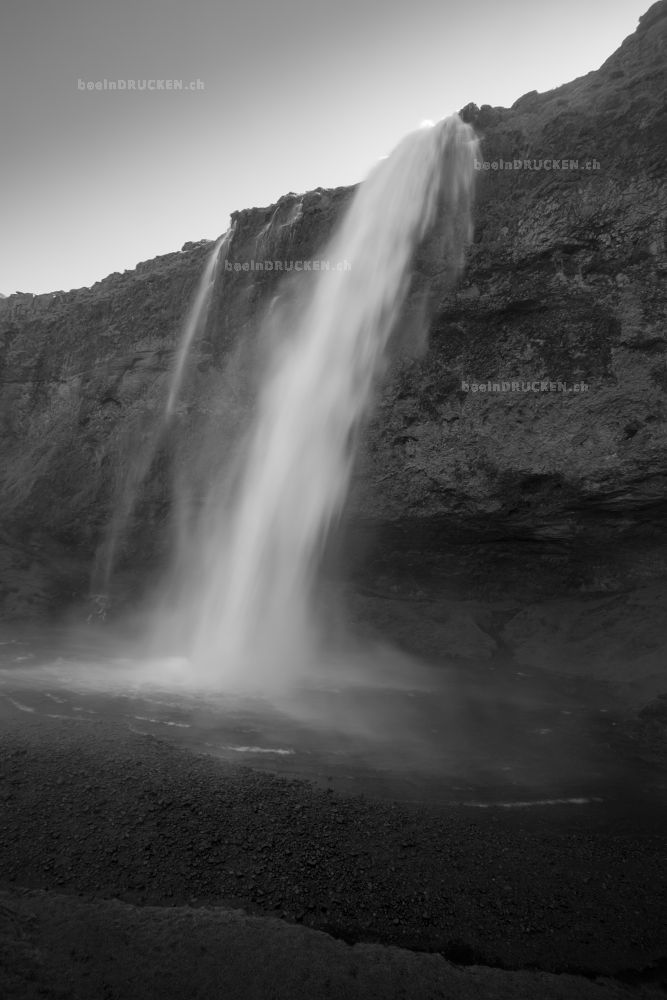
[0,707,665,998]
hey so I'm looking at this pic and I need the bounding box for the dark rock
[0,4,665,625]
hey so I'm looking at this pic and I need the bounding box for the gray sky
[0,0,649,295]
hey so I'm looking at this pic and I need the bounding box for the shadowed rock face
[0,1,666,673]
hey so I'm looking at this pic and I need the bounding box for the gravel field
[1,711,665,992]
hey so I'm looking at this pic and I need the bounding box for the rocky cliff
[1,3,666,704]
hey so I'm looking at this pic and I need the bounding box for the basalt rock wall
[0,1,666,619]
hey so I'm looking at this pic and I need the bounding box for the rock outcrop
[0,2,666,701]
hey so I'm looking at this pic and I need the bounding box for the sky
[0,0,651,295]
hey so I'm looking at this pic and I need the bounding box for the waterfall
[92,229,233,593]
[158,115,478,689]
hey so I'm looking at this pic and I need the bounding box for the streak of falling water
[167,115,479,688]
[91,230,233,594]
[165,225,235,419]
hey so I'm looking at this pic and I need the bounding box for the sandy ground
[1,887,664,1000]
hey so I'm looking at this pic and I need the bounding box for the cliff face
[349,0,667,591]
[1,3,666,699]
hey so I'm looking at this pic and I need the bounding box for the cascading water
[91,229,233,595]
[157,115,478,689]
[165,225,235,419]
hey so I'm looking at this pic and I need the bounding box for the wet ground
[0,622,665,816]
[0,620,666,985]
